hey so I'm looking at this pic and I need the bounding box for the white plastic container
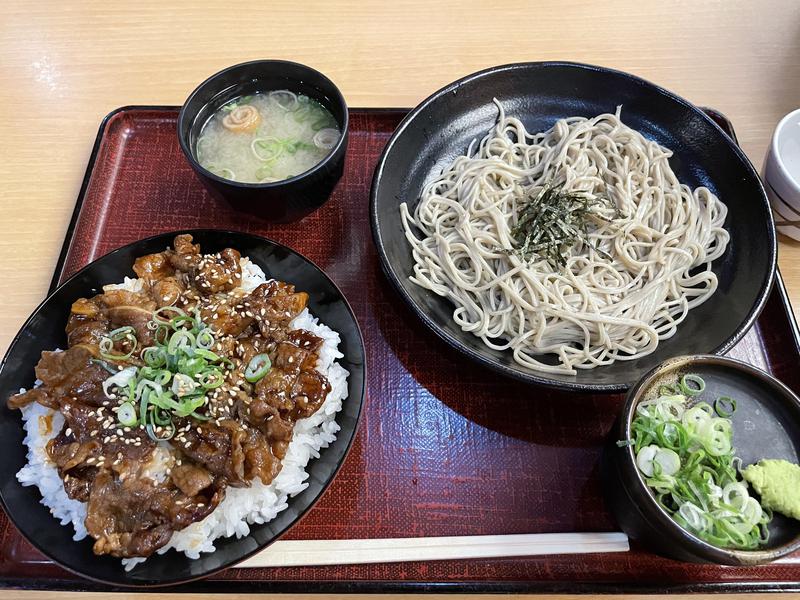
[763,108,800,241]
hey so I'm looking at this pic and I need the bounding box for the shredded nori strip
[502,182,618,268]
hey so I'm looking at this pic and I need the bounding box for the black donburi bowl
[601,355,800,565]
[178,60,349,223]
[0,230,366,586]
[370,61,777,392]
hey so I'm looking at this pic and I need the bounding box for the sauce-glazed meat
[7,235,331,559]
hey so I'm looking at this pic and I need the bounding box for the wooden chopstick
[236,532,629,568]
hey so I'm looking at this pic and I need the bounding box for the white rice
[16,258,349,570]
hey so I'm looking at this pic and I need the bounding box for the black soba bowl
[370,62,777,392]
[178,60,349,223]
[601,355,800,565]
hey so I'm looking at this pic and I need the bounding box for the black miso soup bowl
[178,60,349,223]
[601,354,800,565]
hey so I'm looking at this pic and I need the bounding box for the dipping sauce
[195,90,341,183]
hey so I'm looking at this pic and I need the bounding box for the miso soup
[195,90,341,183]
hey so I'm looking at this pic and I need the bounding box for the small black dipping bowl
[178,60,349,223]
[602,355,800,565]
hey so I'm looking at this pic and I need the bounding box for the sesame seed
[65,428,72,436]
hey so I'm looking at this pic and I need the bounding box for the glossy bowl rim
[369,60,777,393]
[0,228,367,587]
[177,59,349,190]
[619,353,800,564]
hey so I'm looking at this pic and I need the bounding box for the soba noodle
[400,101,730,375]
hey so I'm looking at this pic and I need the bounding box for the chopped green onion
[630,376,768,549]
[117,401,138,427]
[171,373,197,397]
[169,314,196,331]
[679,374,705,396]
[146,422,175,441]
[101,306,233,431]
[142,346,166,367]
[715,396,737,418]
[91,358,118,375]
[659,384,679,396]
[245,354,272,383]
[99,326,138,361]
[293,106,311,123]
[108,326,136,340]
[197,368,225,389]
[252,137,283,162]
[311,117,332,131]
[175,394,206,417]
[153,306,186,325]
[196,329,215,349]
[194,348,221,362]
[167,330,195,355]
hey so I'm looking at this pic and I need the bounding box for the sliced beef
[8,386,52,410]
[174,419,248,485]
[192,248,242,295]
[99,289,157,312]
[241,428,282,484]
[85,470,221,558]
[107,305,155,347]
[133,251,175,281]
[199,301,253,337]
[170,463,213,497]
[18,347,110,408]
[151,276,184,306]
[167,234,202,272]
[247,282,309,339]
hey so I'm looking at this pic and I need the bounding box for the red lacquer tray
[3,107,800,593]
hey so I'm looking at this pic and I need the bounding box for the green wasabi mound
[742,459,800,521]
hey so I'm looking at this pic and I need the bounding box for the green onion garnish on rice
[102,306,232,441]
